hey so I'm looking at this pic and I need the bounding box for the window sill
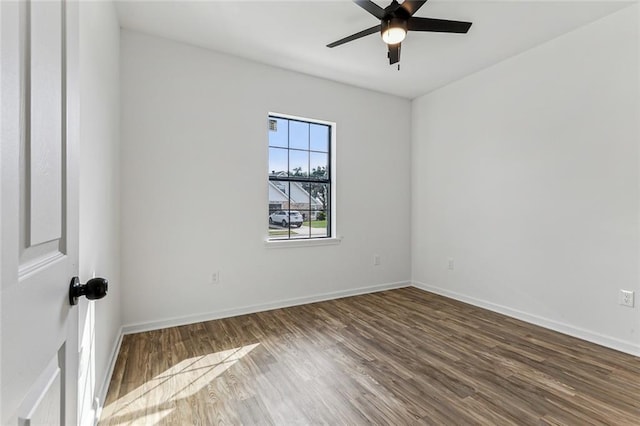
[264,237,342,249]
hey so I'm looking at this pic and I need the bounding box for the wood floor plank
[99,288,640,425]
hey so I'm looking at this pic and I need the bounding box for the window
[268,114,332,240]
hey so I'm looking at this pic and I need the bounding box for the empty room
[1,0,639,424]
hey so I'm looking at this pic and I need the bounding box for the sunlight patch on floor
[100,343,259,425]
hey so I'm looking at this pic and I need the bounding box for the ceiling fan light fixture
[381,18,407,44]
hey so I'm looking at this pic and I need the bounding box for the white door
[1,0,80,424]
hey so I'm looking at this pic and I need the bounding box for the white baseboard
[412,281,640,357]
[122,281,410,335]
[94,327,123,426]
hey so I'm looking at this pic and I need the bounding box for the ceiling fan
[327,0,472,67]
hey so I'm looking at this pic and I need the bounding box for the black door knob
[69,276,108,305]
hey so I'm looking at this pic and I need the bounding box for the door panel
[19,0,66,275]
[18,355,61,426]
[29,0,63,246]
[1,0,79,424]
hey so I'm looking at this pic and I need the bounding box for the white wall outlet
[211,271,220,285]
[619,289,634,307]
[448,258,454,270]
[373,254,381,266]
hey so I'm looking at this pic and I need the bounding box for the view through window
[268,115,331,240]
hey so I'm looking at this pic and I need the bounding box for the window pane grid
[268,115,331,240]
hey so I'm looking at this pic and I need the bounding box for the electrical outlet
[373,254,380,266]
[211,271,220,285]
[448,258,454,270]
[619,290,634,307]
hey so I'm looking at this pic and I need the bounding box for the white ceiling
[115,0,633,99]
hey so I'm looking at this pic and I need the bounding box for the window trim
[264,236,342,249]
[267,112,336,243]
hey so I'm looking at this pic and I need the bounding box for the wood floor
[99,287,640,425]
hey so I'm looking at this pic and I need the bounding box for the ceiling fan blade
[327,25,381,48]
[400,1,428,17]
[388,43,400,65]
[408,17,472,33]
[354,0,386,19]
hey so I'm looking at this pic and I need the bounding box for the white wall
[120,31,411,328]
[412,6,640,355]
[79,0,121,420]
